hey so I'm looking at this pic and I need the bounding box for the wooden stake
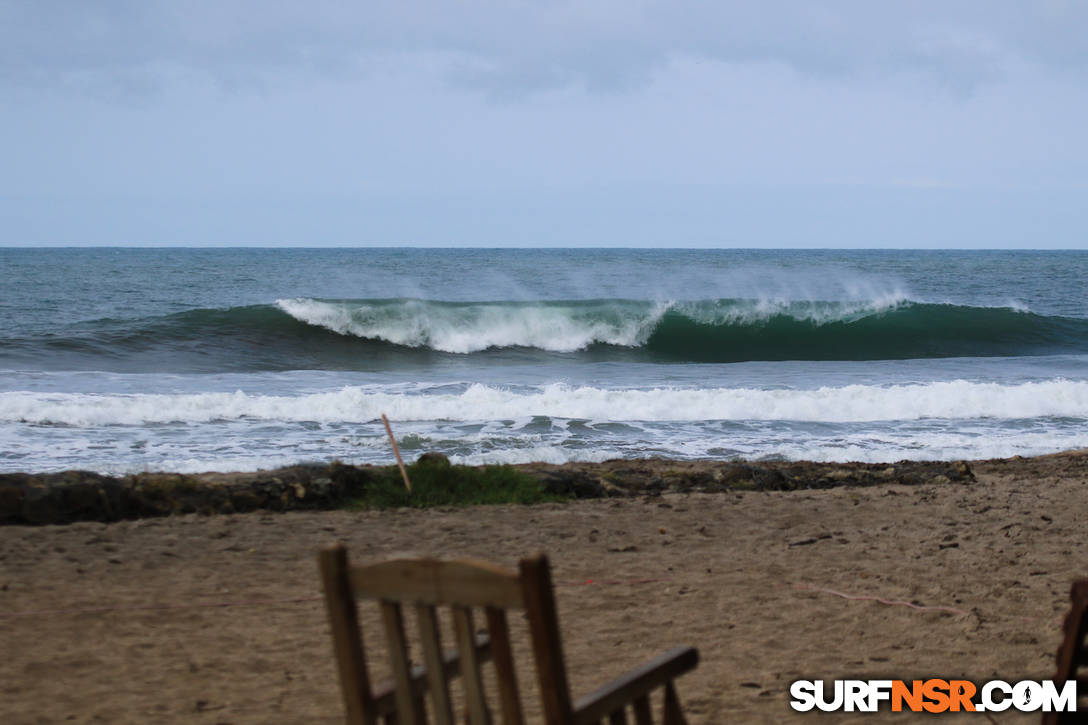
[381,413,412,493]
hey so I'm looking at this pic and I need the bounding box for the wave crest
[275,298,669,353]
[274,296,1084,361]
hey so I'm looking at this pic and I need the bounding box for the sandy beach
[3,452,1087,724]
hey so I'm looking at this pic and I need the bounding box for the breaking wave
[4,297,1088,371]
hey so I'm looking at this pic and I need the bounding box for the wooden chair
[319,544,699,725]
[1043,579,1088,724]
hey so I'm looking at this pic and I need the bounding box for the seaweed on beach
[0,455,981,526]
[337,456,567,510]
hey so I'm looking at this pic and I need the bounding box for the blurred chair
[1044,579,1088,724]
[319,544,698,724]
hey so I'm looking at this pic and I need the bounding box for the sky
[1,1,1086,248]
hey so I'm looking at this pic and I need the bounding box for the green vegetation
[341,460,567,510]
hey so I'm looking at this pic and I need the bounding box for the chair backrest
[319,544,574,725]
[1043,579,1088,724]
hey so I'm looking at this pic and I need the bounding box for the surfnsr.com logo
[789,679,1078,713]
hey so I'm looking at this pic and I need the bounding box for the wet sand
[3,452,1088,723]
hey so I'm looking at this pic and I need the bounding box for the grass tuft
[344,461,566,510]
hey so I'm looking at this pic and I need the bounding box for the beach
[3,451,1087,723]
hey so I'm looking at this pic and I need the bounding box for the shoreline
[2,450,1084,526]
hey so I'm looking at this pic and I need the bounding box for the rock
[0,477,27,522]
[535,469,606,498]
[58,483,109,520]
[309,477,335,498]
[416,452,451,468]
[600,479,628,496]
[717,464,758,487]
[327,461,381,496]
[751,468,790,489]
[21,485,63,525]
[228,489,263,513]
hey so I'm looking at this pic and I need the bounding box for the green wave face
[645,302,1088,362]
[4,298,1088,372]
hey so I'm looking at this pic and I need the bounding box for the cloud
[3,1,1088,98]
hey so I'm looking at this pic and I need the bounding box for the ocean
[1,247,1087,474]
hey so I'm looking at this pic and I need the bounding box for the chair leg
[662,682,687,725]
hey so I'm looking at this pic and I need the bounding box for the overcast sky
[1,1,1086,247]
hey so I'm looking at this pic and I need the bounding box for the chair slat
[632,695,653,725]
[485,607,525,725]
[369,632,492,718]
[381,600,424,725]
[415,604,455,725]
[319,545,377,725]
[453,606,492,725]
[350,559,523,609]
[519,555,573,725]
[662,682,686,725]
[609,709,628,724]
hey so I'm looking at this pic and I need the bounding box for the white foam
[449,446,614,466]
[756,430,1088,464]
[275,298,669,353]
[4,379,1088,426]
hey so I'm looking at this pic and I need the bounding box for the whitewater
[6,380,1088,426]
[2,247,1087,473]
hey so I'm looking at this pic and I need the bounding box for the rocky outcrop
[518,458,975,497]
[0,464,366,526]
[0,456,975,526]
